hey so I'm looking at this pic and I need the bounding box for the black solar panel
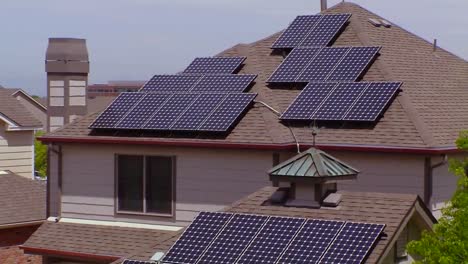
[267,47,320,83]
[236,216,305,264]
[89,93,144,129]
[327,47,381,82]
[183,57,246,74]
[300,14,351,47]
[122,260,154,264]
[162,212,233,264]
[296,47,349,82]
[199,93,256,132]
[171,93,226,130]
[191,74,256,93]
[197,214,268,264]
[344,82,401,121]
[116,93,170,129]
[313,82,369,120]
[141,75,202,92]
[320,222,385,264]
[277,219,345,263]
[271,15,322,49]
[144,93,199,130]
[281,82,337,120]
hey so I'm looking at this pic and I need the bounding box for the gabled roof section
[269,147,359,178]
[41,2,468,151]
[0,88,42,129]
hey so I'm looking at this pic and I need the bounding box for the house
[0,88,43,178]
[0,170,45,263]
[22,148,436,263]
[1,88,47,129]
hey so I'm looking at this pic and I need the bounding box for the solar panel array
[90,92,256,132]
[183,57,246,74]
[268,47,380,83]
[141,74,256,93]
[162,212,385,264]
[281,82,401,122]
[272,14,351,49]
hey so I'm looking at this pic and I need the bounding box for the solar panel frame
[267,47,321,83]
[296,47,350,82]
[140,75,202,92]
[271,15,322,49]
[327,47,381,82]
[89,92,145,129]
[143,93,200,130]
[122,260,154,264]
[319,222,385,264]
[115,93,171,129]
[299,14,351,47]
[196,214,269,264]
[280,82,338,120]
[190,74,256,93]
[171,93,226,131]
[312,82,370,121]
[198,93,257,132]
[183,57,246,74]
[162,212,233,264]
[235,216,306,264]
[344,82,401,122]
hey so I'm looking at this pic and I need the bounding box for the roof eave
[20,246,120,262]
[39,136,460,154]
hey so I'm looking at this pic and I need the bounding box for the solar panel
[327,47,381,82]
[162,212,233,264]
[122,260,154,264]
[89,92,144,129]
[116,93,170,129]
[236,216,305,264]
[272,15,322,49]
[183,57,246,74]
[171,93,226,130]
[313,82,369,120]
[197,214,268,264]
[143,93,199,130]
[140,75,202,92]
[281,82,337,120]
[277,219,345,263]
[296,47,349,82]
[199,93,256,132]
[267,47,321,83]
[191,74,256,93]
[320,222,385,264]
[299,14,351,47]
[344,82,401,121]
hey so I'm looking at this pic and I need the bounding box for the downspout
[424,154,448,206]
[49,144,63,221]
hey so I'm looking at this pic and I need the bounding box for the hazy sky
[0,0,466,96]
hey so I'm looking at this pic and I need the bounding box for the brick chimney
[45,38,89,132]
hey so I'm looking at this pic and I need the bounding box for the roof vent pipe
[320,0,327,11]
[433,39,438,52]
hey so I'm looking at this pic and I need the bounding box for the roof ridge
[340,4,436,147]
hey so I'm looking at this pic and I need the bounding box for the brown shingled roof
[0,89,42,128]
[22,222,179,262]
[0,173,46,226]
[41,2,468,151]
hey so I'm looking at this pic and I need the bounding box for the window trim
[114,154,176,218]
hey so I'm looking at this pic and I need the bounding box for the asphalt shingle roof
[0,89,42,128]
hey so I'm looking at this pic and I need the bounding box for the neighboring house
[0,170,45,263]
[3,88,47,129]
[0,89,42,178]
[22,149,436,263]
[87,81,145,98]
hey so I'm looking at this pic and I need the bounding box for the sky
[0,0,467,96]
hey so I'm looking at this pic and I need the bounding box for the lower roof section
[21,221,179,262]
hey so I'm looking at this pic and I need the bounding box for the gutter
[20,246,120,262]
[0,220,44,230]
[38,136,459,155]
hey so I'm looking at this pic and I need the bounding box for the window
[116,155,174,215]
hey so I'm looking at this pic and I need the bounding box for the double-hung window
[116,155,174,216]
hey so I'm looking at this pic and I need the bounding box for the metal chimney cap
[46,38,89,62]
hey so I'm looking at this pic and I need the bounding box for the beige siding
[0,125,34,178]
[58,144,273,225]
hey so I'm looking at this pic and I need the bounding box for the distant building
[87,80,145,98]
